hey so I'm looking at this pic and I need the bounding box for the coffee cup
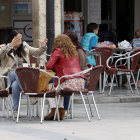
[22,63,29,67]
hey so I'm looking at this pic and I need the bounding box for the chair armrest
[0,76,11,91]
[106,52,129,68]
[39,69,60,90]
[44,53,51,57]
[83,49,95,52]
[115,51,140,70]
[31,55,47,63]
[59,66,93,90]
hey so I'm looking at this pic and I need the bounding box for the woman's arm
[46,48,61,70]
[0,44,12,59]
[89,36,97,50]
[23,41,47,57]
[77,49,87,71]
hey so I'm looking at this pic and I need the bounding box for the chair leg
[8,96,15,121]
[40,98,43,117]
[102,74,108,93]
[54,96,60,121]
[27,96,29,115]
[91,92,100,120]
[46,103,50,115]
[109,75,114,96]
[87,94,93,117]
[2,98,5,118]
[28,96,32,121]
[131,72,139,94]
[135,69,140,89]
[70,93,74,119]
[16,92,22,123]
[41,93,46,124]
[36,98,40,117]
[6,98,9,119]
[126,73,133,94]
[80,91,90,122]
[9,95,13,111]
[67,96,72,119]
[115,74,118,87]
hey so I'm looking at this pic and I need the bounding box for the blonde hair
[52,34,78,58]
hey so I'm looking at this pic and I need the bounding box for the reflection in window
[101,0,112,20]
[64,0,81,12]
[99,24,112,31]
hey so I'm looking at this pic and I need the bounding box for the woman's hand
[10,35,22,50]
[38,38,48,49]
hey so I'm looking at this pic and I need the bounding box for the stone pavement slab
[0,103,140,140]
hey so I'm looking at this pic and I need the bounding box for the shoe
[105,83,117,87]
[30,97,38,105]
[117,71,125,75]
[64,110,71,118]
[124,80,134,87]
[44,108,55,120]
[13,110,21,118]
[59,108,65,120]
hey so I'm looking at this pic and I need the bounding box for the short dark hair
[86,22,98,33]
[135,30,140,38]
[5,30,26,57]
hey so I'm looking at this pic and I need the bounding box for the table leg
[127,53,130,89]
[99,55,102,93]
[119,52,122,86]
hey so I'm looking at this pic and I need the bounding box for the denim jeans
[7,72,23,110]
[64,96,70,110]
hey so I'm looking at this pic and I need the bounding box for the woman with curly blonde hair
[44,34,85,120]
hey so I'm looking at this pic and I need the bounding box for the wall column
[32,0,46,66]
[55,0,62,37]
[134,0,140,32]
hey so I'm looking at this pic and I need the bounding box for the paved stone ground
[0,103,140,140]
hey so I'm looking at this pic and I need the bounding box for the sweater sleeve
[89,36,97,50]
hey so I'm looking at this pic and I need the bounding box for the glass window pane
[101,0,112,20]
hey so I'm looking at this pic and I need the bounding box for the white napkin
[118,40,132,49]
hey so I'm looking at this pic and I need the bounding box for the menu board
[15,0,32,14]
[88,0,101,24]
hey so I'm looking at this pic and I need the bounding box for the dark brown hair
[63,31,85,52]
[135,30,140,38]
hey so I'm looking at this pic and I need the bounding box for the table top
[86,52,101,56]
[113,48,133,52]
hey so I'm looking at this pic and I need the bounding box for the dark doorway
[116,0,134,42]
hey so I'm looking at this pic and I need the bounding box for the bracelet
[7,43,13,49]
